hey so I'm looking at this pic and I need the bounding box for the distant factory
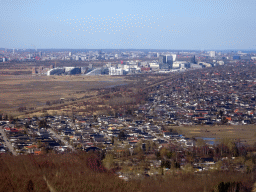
[47,67,82,76]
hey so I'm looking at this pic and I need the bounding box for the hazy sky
[0,0,255,50]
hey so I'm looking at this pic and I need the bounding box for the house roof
[26,144,38,149]
[34,150,42,155]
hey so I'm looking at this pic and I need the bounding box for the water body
[196,137,219,145]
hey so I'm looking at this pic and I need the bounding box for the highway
[0,126,17,156]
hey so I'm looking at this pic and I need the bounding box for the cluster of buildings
[1,48,256,77]
[1,48,256,64]
[0,91,251,176]
[1,59,256,177]
[32,57,226,76]
[44,58,224,76]
[0,49,151,62]
[136,61,256,126]
[1,49,256,179]
[0,115,184,155]
[36,53,226,76]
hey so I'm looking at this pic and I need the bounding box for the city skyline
[0,0,256,50]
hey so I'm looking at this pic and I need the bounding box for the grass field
[0,75,130,116]
[168,125,256,145]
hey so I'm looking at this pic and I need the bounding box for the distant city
[1,48,256,76]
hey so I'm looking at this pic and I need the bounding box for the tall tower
[159,55,173,70]
[166,55,173,69]
[158,55,165,63]
[171,54,176,61]
[191,55,196,64]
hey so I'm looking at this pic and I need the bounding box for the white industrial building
[64,67,75,72]
[47,68,65,76]
[217,61,224,65]
[190,64,203,69]
[209,51,216,57]
[109,67,123,75]
[85,68,102,76]
[149,63,159,70]
[172,61,187,69]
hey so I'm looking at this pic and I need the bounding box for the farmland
[169,125,256,145]
[0,75,132,117]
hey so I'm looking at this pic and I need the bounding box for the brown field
[0,75,131,116]
[169,125,256,145]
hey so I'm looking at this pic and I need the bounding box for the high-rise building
[159,55,166,63]
[69,52,72,56]
[171,54,177,61]
[159,55,173,70]
[166,55,173,64]
[190,55,197,64]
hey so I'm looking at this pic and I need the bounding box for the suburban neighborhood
[1,58,256,181]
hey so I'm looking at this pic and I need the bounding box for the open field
[0,75,131,116]
[168,125,256,145]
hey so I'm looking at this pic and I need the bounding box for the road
[48,128,76,152]
[0,126,17,156]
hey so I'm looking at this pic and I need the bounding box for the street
[48,128,76,152]
[0,126,17,156]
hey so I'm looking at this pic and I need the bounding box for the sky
[0,0,256,50]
